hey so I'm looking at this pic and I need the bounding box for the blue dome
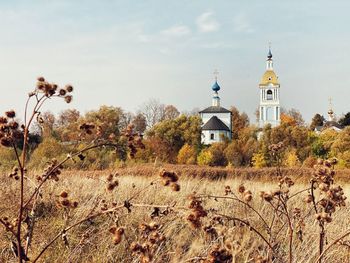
[212,81,220,92]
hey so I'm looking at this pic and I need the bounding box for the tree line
[1,99,349,170]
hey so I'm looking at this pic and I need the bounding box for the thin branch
[32,203,186,262]
[214,213,275,252]
[314,230,350,263]
[23,142,118,210]
[198,194,270,231]
[0,218,16,236]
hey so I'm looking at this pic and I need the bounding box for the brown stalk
[314,230,350,263]
[214,213,275,253]
[198,194,270,231]
[32,203,185,262]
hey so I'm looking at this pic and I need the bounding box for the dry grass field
[1,165,350,263]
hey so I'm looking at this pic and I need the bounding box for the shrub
[29,137,66,169]
[283,149,301,167]
[251,152,267,168]
[224,141,242,167]
[177,144,197,164]
[198,143,227,167]
[303,155,317,168]
[197,149,214,166]
[336,151,350,169]
[0,147,18,171]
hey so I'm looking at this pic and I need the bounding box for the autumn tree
[146,115,201,162]
[261,122,310,162]
[119,111,133,131]
[330,126,350,155]
[224,127,259,167]
[177,144,197,164]
[230,106,249,139]
[339,112,350,127]
[310,113,325,130]
[252,152,267,168]
[140,99,165,128]
[84,105,123,141]
[35,111,56,137]
[55,109,81,142]
[163,105,180,120]
[281,108,305,126]
[57,109,80,126]
[132,113,147,134]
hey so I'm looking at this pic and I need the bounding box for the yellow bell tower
[258,45,281,127]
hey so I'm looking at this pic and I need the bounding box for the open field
[1,166,350,262]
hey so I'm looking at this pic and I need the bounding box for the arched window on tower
[267,90,273,100]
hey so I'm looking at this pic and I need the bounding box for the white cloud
[200,42,237,49]
[196,12,220,33]
[233,14,254,33]
[161,25,191,37]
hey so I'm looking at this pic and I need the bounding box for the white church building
[199,78,232,145]
[258,48,281,127]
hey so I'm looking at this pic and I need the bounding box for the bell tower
[259,45,281,127]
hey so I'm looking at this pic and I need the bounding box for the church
[199,76,232,145]
[199,47,281,144]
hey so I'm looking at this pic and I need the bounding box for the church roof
[315,121,343,132]
[202,116,230,131]
[260,70,279,86]
[324,121,343,129]
[199,106,231,114]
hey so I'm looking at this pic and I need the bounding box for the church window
[267,90,273,100]
[210,133,215,140]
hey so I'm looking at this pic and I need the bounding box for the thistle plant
[0,77,166,263]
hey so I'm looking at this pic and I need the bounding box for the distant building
[199,75,232,145]
[315,99,343,133]
[258,47,281,127]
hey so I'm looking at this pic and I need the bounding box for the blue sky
[0,0,349,123]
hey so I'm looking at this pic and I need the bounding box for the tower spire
[268,42,272,59]
[211,69,220,107]
[266,42,273,70]
[328,97,335,121]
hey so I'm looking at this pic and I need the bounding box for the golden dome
[260,70,279,86]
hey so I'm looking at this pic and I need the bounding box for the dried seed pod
[238,184,245,193]
[60,191,68,198]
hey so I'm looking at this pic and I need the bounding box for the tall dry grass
[1,167,350,263]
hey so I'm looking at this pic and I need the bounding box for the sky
[0,0,349,124]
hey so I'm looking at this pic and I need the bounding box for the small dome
[212,81,221,92]
[267,49,273,59]
[260,70,279,86]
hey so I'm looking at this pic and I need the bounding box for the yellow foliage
[281,113,297,126]
[251,153,267,168]
[177,144,197,165]
[29,137,66,169]
[197,149,214,166]
[284,149,301,167]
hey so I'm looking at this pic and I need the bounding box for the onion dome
[212,81,221,92]
[267,48,273,59]
[260,70,279,86]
